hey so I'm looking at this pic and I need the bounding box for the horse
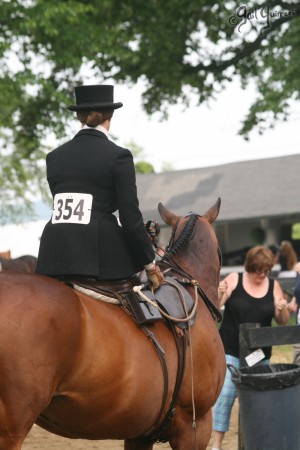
[0,254,37,273]
[0,199,226,450]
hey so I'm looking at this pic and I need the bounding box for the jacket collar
[74,128,108,140]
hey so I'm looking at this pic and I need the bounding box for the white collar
[82,124,109,137]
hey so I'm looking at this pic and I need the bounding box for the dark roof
[136,154,300,223]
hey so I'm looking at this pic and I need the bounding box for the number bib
[52,193,93,225]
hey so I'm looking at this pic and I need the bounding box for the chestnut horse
[0,254,37,273]
[0,200,225,450]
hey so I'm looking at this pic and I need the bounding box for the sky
[108,79,300,172]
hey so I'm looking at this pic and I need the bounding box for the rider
[36,84,164,290]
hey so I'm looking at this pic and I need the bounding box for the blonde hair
[76,110,114,127]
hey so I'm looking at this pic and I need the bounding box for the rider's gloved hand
[144,263,164,290]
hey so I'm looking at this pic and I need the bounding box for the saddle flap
[126,291,163,326]
[142,276,196,329]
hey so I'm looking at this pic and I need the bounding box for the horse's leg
[0,372,49,450]
[0,436,24,450]
[0,401,38,450]
[0,421,32,450]
[124,438,154,450]
[168,408,212,450]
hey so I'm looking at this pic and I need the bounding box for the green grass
[272,314,296,327]
[271,345,293,363]
[271,315,296,363]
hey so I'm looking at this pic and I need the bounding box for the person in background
[36,84,164,290]
[287,261,300,365]
[268,244,280,265]
[279,240,298,272]
[211,245,290,450]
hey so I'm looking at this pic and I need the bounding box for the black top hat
[68,85,123,111]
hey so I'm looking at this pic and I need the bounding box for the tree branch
[184,2,300,75]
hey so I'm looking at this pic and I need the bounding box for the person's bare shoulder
[225,271,239,289]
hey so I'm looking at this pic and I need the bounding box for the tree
[126,140,155,174]
[0,0,299,221]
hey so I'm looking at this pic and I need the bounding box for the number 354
[52,193,92,224]
[55,198,85,221]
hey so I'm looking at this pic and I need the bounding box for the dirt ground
[23,347,291,450]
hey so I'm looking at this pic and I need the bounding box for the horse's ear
[203,197,221,224]
[158,202,179,227]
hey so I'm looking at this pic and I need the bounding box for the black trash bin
[228,363,300,450]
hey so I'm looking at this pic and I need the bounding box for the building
[136,154,300,265]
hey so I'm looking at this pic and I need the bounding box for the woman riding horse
[36,84,163,290]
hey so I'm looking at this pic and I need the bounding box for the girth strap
[141,326,169,437]
[142,323,187,442]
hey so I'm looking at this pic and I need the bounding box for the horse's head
[158,198,221,228]
[158,198,221,306]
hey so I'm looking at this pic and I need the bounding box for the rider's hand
[145,264,164,290]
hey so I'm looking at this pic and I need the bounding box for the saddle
[65,274,196,329]
[132,276,196,328]
[63,275,140,294]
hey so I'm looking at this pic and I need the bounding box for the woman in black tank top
[219,272,275,359]
[212,246,290,450]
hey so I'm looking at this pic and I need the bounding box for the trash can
[228,363,300,450]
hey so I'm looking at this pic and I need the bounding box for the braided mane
[165,214,198,257]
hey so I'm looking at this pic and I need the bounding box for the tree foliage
[0,0,299,221]
[126,140,155,174]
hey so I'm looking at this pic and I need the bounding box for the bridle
[160,213,223,322]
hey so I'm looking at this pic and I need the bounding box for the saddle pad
[73,284,120,304]
[143,276,196,328]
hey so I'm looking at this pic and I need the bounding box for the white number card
[52,193,93,225]
[245,348,265,367]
